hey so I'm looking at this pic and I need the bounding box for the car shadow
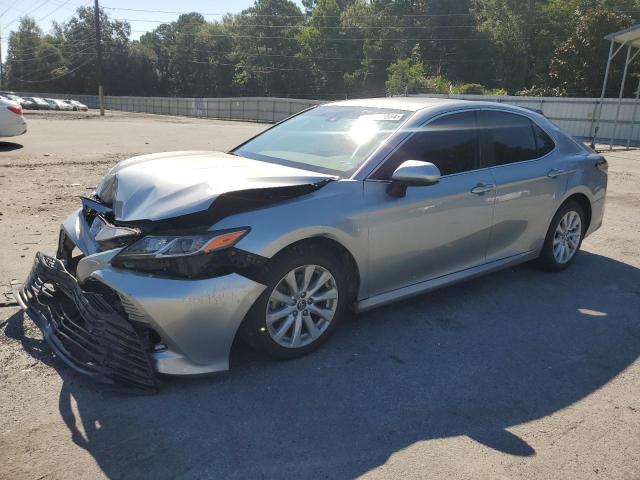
[5,251,640,478]
[0,141,23,152]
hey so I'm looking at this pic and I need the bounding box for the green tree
[50,6,131,94]
[6,0,640,100]
[230,0,306,97]
[419,0,493,86]
[471,0,547,90]
[385,45,425,95]
[550,6,634,96]
[297,0,357,98]
[5,17,45,90]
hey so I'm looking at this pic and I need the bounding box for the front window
[371,111,480,180]
[233,105,412,177]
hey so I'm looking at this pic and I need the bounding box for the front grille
[16,252,160,392]
[118,294,149,324]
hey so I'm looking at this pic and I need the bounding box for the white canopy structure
[590,25,640,149]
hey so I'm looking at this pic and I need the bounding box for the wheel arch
[539,189,594,256]
[558,191,593,232]
[267,236,361,308]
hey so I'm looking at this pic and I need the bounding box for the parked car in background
[0,94,27,107]
[21,98,36,109]
[63,99,89,111]
[44,98,59,110]
[0,97,27,137]
[15,98,608,390]
[45,98,73,111]
[24,97,50,110]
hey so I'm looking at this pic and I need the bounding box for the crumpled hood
[96,151,334,222]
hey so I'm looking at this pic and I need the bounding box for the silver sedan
[16,98,608,390]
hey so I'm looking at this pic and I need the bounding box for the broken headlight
[112,228,250,278]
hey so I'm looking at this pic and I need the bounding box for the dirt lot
[1,110,639,480]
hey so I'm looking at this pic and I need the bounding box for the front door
[365,110,496,297]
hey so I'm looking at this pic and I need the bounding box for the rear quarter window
[481,111,539,166]
[533,123,555,157]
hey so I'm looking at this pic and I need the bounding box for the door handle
[547,168,567,178]
[471,183,495,195]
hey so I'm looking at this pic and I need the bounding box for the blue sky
[0,0,305,57]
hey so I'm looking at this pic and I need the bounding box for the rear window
[533,123,555,157]
[481,111,539,165]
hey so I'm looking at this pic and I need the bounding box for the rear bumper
[15,252,160,391]
[0,119,27,137]
[586,197,606,238]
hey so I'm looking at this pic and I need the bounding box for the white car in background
[0,98,27,137]
[64,99,89,111]
[45,98,74,111]
[0,93,27,106]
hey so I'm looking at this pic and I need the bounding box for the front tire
[538,200,586,271]
[241,243,348,360]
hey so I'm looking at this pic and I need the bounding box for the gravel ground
[0,110,639,480]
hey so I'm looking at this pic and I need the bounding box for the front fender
[213,180,371,299]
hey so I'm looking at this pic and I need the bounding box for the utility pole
[1,25,4,91]
[94,0,104,115]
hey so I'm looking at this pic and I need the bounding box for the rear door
[479,110,563,262]
[364,110,496,296]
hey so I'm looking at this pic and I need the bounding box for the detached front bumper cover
[15,252,160,392]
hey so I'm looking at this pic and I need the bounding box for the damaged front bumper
[15,252,161,391]
[16,209,267,389]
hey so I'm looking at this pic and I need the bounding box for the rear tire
[537,200,586,272]
[241,243,349,360]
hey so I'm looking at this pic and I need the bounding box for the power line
[0,0,22,17]
[191,49,511,64]
[7,32,97,57]
[2,0,51,29]
[9,43,95,62]
[113,17,591,30]
[102,5,640,18]
[192,60,347,74]
[127,29,532,42]
[102,6,479,18]
[37,0,78,22]
[12,55,94,82]
[195,50,387,62]
[2,0,88,30]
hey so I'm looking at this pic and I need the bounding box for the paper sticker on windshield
[362,113,405,122]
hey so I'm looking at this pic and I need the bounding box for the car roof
[326,96,470,112]
[324,97,538,118]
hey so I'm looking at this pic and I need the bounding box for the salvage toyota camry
[16,98,608,390]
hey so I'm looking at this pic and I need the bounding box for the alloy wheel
[266,264,338,348]
[553,210,582,264]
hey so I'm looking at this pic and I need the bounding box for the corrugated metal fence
[18,92,321,123]
[18,92,640,146]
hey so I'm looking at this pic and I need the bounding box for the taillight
[596,157,608,173]
[7,105,22,116]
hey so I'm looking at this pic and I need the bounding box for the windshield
[233,105,412,177]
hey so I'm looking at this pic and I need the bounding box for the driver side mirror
[387,160,441,197]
